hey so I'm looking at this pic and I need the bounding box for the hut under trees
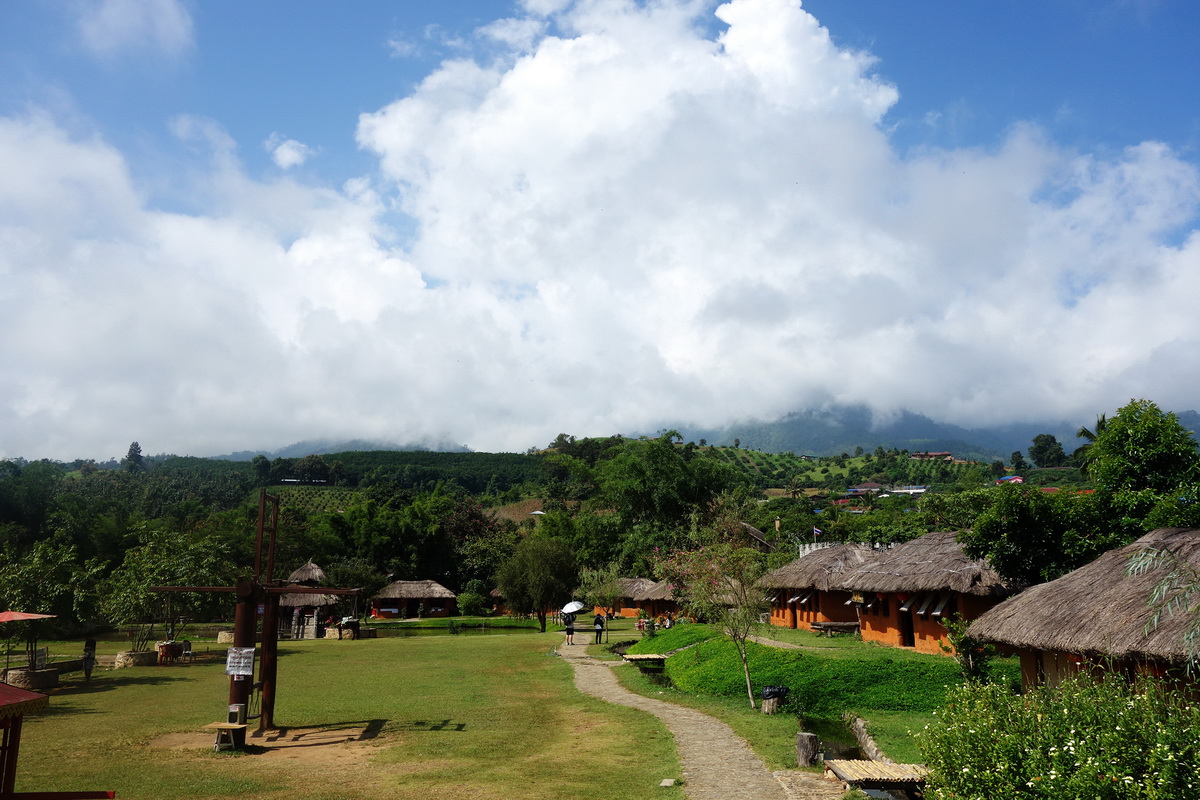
[278,560,339,638]
[634,579,680,620]
[760,543,876,631]
[840,531,1015,655]
[969,527,1200,689]
[371,580,457,619]
[593,578,657,618]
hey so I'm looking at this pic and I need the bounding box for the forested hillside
[4,400,1199,643]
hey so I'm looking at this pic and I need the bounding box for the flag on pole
[813,527,822,537]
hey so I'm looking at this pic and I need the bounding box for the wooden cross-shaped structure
[156,489,358,735]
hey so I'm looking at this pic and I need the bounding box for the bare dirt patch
[150,725,382,767]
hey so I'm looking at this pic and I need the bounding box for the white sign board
[225,646,256,676]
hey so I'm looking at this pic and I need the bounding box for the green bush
[457,591,486,617]
[921,673,1200,799]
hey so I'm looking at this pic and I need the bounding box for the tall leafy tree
[1087,399,1200,493]
[1073,413,1108,475]
[494,536,576,632]
[123,441,145,472]
[1027,434,1068,468]
[101,523,237,649]
[657,514,769,709]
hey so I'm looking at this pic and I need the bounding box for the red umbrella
[0,612,55,623]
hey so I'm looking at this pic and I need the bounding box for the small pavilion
[1,682,113,799]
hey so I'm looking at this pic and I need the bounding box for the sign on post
[225,647,256,678]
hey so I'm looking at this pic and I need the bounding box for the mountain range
[214,405,1200,463]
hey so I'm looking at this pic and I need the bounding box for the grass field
[18,631,684,800]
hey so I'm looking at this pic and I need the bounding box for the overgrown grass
[20,632,684,800]
[624,623,717,654]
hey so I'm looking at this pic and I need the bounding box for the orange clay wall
[769,591,858,630]
[859,593,1003,656]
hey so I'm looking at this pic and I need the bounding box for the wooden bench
[205,722,248,751]
[809,621,859,637]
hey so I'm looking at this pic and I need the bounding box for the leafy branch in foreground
[1126,545,1200,673]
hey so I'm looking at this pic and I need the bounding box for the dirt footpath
[558,641,843,800]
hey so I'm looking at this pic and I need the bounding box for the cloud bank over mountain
[1,0,1197,460]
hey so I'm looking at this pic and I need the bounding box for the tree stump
[761,696,781,714]
[796,732,820,767]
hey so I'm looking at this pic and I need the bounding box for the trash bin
[761,686,790,701]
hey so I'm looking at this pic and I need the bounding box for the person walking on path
[593,613,605,644]
[82,638,96,682]
[562,611,576,645]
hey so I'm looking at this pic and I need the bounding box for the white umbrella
[562,601,586,614]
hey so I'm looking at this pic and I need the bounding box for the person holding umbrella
[561,601,585,646]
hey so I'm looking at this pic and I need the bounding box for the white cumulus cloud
[266,134,317,169]
[1,0,1197,460]
[75,0,194,59]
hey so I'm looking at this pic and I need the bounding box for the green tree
[1009,451,1028,471]
[494,536,577,632]
[101,524,237,650]
[959,486,1138,585]
[1087,399,1200,493]
[1027,433,1068,468]
[251,454,271,486]
[123,441,144,472]
[577,562,625,619]
[1073,412,1107,475]
[0,538,102,666]
[657,538,768,709]
[595,432,744,530]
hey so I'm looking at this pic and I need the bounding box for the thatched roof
[277,559,337,607]
[840,531,1012,597]
[287,559,326,586]
[969,528,1200,661]
[617,577,657,599]
[278,591,339,608]
[375,580,456,601]
[760,544,877,591]
[634,580,676,602]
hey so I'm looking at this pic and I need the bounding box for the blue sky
[1,0,1198,460]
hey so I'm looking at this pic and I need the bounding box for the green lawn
[19,632,684,800]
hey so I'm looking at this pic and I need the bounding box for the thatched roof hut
[278,560,338,608]
[375,580,456,601]
[760,544,877,591]
[841,531,1012,597]
[969,528,1200,662]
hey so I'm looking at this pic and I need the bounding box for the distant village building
[371,580,457,619]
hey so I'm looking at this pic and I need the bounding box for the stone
[658,779,677,787]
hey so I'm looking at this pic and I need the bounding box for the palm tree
[1073,414,1108,476]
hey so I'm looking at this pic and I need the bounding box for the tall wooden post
[258,592,280,731]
